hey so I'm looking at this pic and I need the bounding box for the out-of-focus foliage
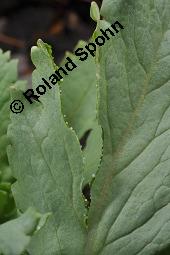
[0,50,19,223]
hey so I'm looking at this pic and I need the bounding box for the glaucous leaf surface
[60,41,97,139]
[86,0,170,255]
[7,1,170,254]
[8,40,86,255]
[0,208,41,255]
[60,42,102,185]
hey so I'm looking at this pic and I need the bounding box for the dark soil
[0,0,102,76]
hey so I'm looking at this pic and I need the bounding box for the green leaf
[0,50,23,222]
[0,208,42,255]
[86,1,170,255]
[60,41,97,139]
[83,122,102,185]
[0,50,17,180]
[8,40,86,255]
[60,41,102,185]
[90,1,100,22]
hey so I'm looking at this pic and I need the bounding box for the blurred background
[0,0,102,79]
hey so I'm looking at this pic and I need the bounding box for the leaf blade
[86,1,170,254]
[8,41,86,255]
[60,41,97,139]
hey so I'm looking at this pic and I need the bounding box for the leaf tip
[90,1,100,22]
